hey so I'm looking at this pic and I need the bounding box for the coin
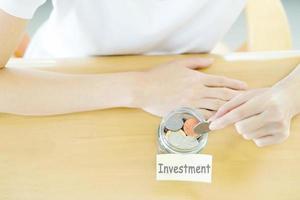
[165,131,172,138]
[166,130,186,139]
[167,131,186,147]
[193,121,211,136]
[180,136,199,149]
[167,130,198,149]
[183,118,199,137]
[165,114,184,131]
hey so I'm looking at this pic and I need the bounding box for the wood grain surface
[1,54,300,200]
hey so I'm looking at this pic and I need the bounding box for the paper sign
[156,154,212,183]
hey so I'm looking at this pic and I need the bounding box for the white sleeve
[0,0,47,19]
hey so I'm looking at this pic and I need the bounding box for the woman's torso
[25,0,246,58]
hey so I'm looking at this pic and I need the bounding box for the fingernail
[240,82,248,89]
[209,119,225,130]
[209,122,218,130]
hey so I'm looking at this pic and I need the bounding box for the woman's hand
[139,58,248,117]
[209,63,300,147]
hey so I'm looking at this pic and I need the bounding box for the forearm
[0,67,143,116]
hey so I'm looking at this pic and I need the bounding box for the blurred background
[27,0,300,51]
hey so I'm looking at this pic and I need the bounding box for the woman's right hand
[139,58,248,118]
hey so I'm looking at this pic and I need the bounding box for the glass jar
[158,107,208,154]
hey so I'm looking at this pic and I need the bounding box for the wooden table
[1,53,300,200]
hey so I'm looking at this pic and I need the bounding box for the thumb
[174,58,214,69]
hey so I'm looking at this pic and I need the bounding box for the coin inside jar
[183,118,199,137]
[167,130,198,149]
[164,114,205,150]
[165,114,184,131]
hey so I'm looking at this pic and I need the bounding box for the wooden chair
[214,0,292,53]
[244,0,292,51]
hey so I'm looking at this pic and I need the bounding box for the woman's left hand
[208,87,297,147]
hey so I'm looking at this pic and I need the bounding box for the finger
[173,58,214,69]
[210,89,269,121]
[234,111,268,136]
[253,135,276,147]
[242,129,269,140]
[196,98,226,111]
[238,122,270,141]
[209,92,248,121]
[197,109,216,120]
[202,74,248,90]
[209,98,264,130]
[204,88,240,101]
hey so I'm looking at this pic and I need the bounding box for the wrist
[128,71,147,108]
[271,87,297,118]
[272,81,300,118]
[91,71,145,109]
[114,71,146,108]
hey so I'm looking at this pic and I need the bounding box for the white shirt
[0,0,246,58]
